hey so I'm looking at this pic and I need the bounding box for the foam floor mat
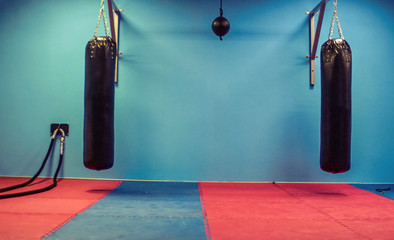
[43,181,207,240]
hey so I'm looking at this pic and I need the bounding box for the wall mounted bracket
[306,0,330,87]
[107,0,123,84]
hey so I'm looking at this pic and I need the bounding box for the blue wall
[0,0,393,182]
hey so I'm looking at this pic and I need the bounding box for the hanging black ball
[212,16,230,40]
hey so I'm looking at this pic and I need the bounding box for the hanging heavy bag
[320,0,351,173]
[84,0,116,170]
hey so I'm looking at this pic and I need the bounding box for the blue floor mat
[352,184,394,200]
[43,181,207,240]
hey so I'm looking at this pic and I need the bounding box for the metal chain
[94,0,110,37]
[329,0,344,39]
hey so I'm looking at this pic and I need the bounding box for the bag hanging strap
[94,0,110,37]
[328,0,345,40]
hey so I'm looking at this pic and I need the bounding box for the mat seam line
[273,183,373,240]
[198,182,212,240]
[41,180,123,239]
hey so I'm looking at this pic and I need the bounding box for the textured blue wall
[0,0,393,182]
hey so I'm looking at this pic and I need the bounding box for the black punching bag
[320,38,351,173]
[84,37,116,170]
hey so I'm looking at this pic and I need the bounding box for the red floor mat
[0,177,121,240]
[199,182,394,240]
[2,179,393,240]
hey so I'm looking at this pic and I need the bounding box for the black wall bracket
[50,123,69,136]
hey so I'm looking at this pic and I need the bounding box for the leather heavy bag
[320,38,351,173]
[84,37,116,170]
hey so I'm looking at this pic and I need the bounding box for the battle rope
[375,187,391,194]
[0,128,65,199]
